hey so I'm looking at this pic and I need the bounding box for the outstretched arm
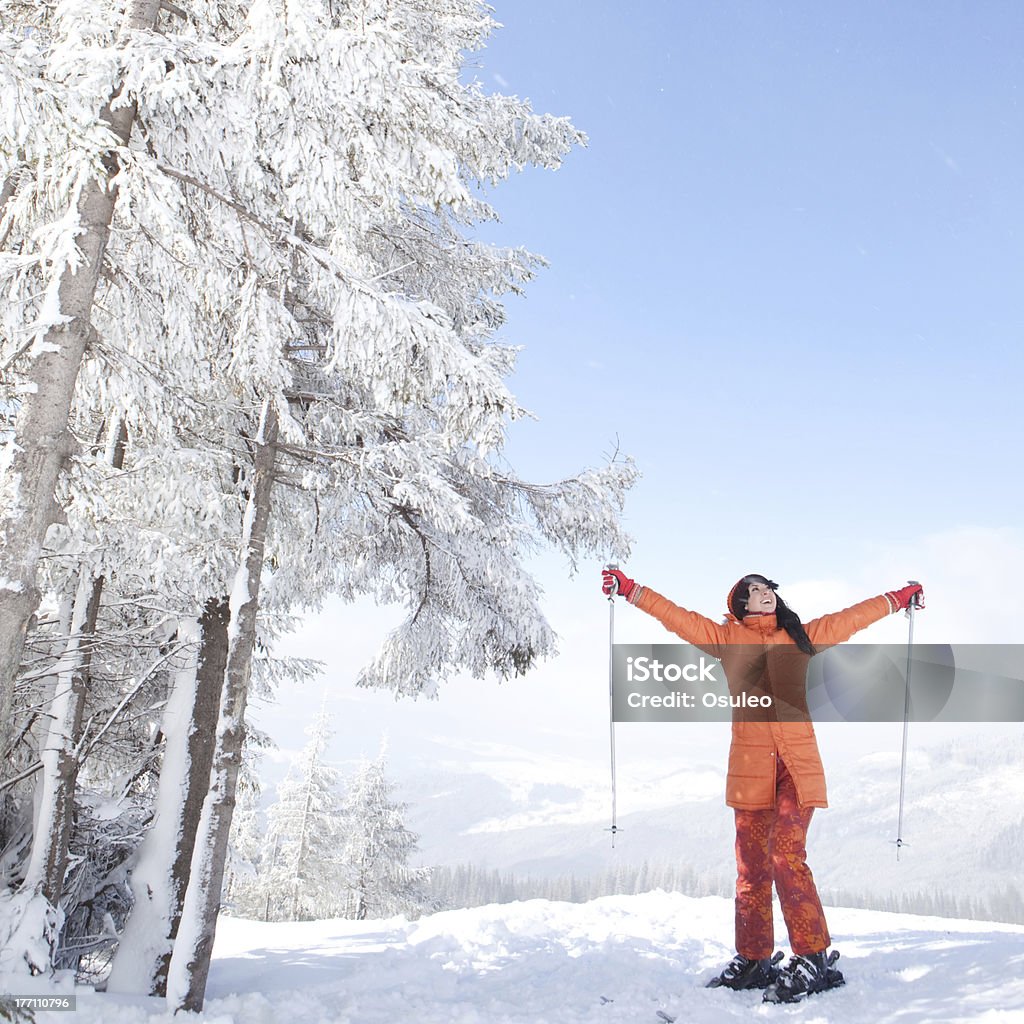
[602,569,727,655]
[806,583,924,649]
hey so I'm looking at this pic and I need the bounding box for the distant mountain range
[402,733,1024,918]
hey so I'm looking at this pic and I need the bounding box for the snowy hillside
[402,736,1024,913]
[7,892,1023,1023]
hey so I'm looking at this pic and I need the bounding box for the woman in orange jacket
[601,568,924,1004]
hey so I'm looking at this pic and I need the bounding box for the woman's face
[745,580,777,615]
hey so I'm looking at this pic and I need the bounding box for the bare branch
[77,643,189,762]
[0,759,43,793]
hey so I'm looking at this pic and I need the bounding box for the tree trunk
[166,404,279,1014]
[106,597,228,996]
[17,421,126,968]
[153,595,229,996]
[104,617,200,995]
[0,0,160,773]
[290,761,317,921]
[21,569,103,906]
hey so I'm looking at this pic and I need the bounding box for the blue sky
[260,2,1024,821]
[474,1,1023,578]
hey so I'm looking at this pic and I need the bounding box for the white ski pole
[895,580,922,861]
[604,563,621,846]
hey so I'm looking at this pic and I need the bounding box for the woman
[600,568,924,1004]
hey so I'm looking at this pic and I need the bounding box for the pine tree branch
[159,0,187,18]
[0,165,26,250]
[156,163,281,234]
[154,162,350,286]
[0,338,34,379]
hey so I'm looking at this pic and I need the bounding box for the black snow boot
[706,950,783,990]
[762,950,845,1003]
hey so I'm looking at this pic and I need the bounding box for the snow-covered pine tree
[21,421,128,913]
[338,747,430,922]
[258,703,343,922]
[154,0,634,1007]
[165,399,279,1010]
[0,552,199,976]
[0,0,162,760]
[4,0,637,1006]
[3,0,255,977]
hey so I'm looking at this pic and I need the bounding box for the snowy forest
[223,713,433,926]
[0,0,636,1014]
[427,863,1024,927]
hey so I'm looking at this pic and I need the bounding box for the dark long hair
[730,574,816,656]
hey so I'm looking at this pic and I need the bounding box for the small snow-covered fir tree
[221,744,266,920]
[338,747,430,921]
[260,704,344,922]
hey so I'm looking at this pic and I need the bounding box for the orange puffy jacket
[632,585,896,810]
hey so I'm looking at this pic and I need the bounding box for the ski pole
[604,563,621,846]
[895,580,922,861]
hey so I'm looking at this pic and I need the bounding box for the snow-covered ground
[5,892,1024,1023]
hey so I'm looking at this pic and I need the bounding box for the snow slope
[5,892,1024,1023]
[402,737,1024,906]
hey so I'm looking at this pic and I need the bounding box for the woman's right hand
[602,567,637,601]
[887,582,925,611]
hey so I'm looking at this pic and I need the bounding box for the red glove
[602,568,638,601]
[886,583,925,612]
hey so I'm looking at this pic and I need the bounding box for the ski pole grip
[907,579,921,610]
[604,563,620,597]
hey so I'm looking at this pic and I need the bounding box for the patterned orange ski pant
[733,759,830,958]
